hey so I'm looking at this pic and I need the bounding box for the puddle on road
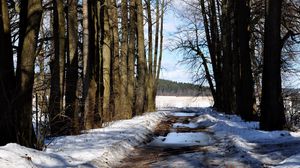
[149,112,214,148]
[172,112,197,117]
[149,132,214,148]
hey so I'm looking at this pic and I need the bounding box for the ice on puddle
[150,132,213,147]
[172,112,196,117]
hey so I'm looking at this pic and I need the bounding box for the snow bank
[276,154,300,168]
[0,111,168,168]
[193,108,300,167]
[195,108,293,142]
[156,96,213,108]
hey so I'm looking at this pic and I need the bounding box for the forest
[0,0,166,148]
[157,79,211,96]
[0,0,299,162]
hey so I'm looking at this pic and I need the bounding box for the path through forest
[116,109,300,168]
[117,110,254,168]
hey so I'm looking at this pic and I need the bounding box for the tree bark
[156,0,164,83]
[127,0,136,115]
[66,0,79,134]
[220,0,234,114]
[110,0,121,119]
[83,0,99,129]
[135,0,146,115]
[120,0,132,118]
[82,0,91,128]
[146,0,156,112]
[15,0,43,147]
[0,0,17,145]
[102,0,112,123]
[260,0,286,130]
[50,0,66,135]
[236,0,255,121]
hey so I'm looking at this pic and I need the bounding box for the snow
[2,96,300,167]
[0,111,168,168]
[276,154,300,167]
[192,108,300,167]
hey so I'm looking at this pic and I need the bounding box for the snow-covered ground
[1,96,300,167]
[0,111,168,168]
[189,108,300,167]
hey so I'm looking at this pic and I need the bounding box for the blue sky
[158,4,194,83]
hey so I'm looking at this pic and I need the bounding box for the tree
[200,0,222,110]
[0,0,17,145]
[127,0,136,114]
[135,0,146,115]
[236,0,255,121]
[102,0,112,123]
[146,0,166,112]
[146,0,154,112]
[260,0,286,130]
[119,0,132,119]
[65,0,79,134]
[15,0,43,147]
[50,0,66,135]
[82,0,100,129]
[111,0,122,119]
[0,0,43,147]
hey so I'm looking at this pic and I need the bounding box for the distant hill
[157,79,211,96]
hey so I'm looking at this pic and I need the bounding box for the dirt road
[116,110,259,168]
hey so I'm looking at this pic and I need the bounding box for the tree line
[173,0,300,131]
[0,0,167,148]
[157,79,211,96]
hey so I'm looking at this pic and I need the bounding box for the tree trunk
[127,0,136,115]
[120,0,132,118]
[156,0,164,83]
[65,0,79,134]
[82,0,90,128]
[97,0,103,125]
[0,0,17,145]
[220,0,234,114]
[200,0,221,109]
[135,0,146,115]
[236,0,255,121]
[260,0,286,130]
[83,0,99,129]
[110,0,121,119]
[153,0,160,78]
[102,0,112,123]
[15,0,43,147]
[50,0,66,135]
[146,0,156,112]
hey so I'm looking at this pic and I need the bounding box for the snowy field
[156,96,213,108]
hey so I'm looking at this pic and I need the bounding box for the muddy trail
[116,110,252,168]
